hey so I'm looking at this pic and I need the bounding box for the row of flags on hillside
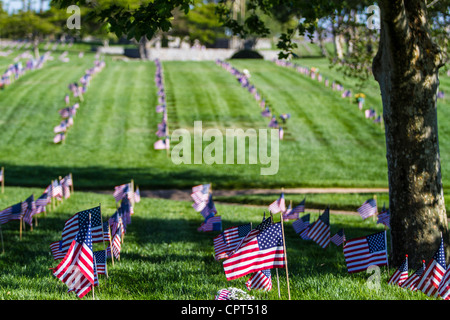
[154,59,170,151]
[215,59,289,141]
[273,59,385,125]
[54,59,106,144]
[0,51,51,90]
[267,191,450,299]
[0,173,73,252]
[50,180,139,299]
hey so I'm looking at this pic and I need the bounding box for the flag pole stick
[270,211,281,299]
[99,203,108,278]
[0,167,3,194]
[130,179,135,207]
[280,208,291,300]
[70,173,74,193]
[0,226,4,254]
[108,223,114,266]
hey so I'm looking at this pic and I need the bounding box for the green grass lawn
[0,186,435,300]
[0,54,396,191]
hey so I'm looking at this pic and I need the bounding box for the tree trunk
[332,16,344,60]
[373,0,448,268]
[139,36,150,60]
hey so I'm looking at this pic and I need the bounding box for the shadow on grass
[0,163,264,191]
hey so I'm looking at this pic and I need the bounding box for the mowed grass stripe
[163,61,267,131]
[0,56,96,159]
[61,60,157,167]
[229,59,387,184]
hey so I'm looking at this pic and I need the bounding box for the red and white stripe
[223,238,284,281]
[307,220,330,249]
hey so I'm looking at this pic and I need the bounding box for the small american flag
[134,187,140,203]
[113,183,130,202]
[52,218,94,299]
[388,255,409,286]
[343,231,388,273]
[223,223,285,281]
[22,194,36,226]
[191,184,210,204]
[154,138,169,150]
[0,201,26,225]
[284,198,305,221]
[215,289,231,300]
[245,269,272,291]
[307,208,330,249]
[94,250,107,275]
[377,204,390,228]
[401,260,426,291]
[200,194,217,220]
[197,215,222,232]
[357,198,377,220]
[292,214,310,235]
[50,240,65,260]
[60,206,103,253]
[111,232,122,260]
[330,228,346,246]
[268,193,286,214]
[416,237,446,297]
[438,266,450,300]
[213,223,252,260]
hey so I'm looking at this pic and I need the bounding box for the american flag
[284,198,305,221]
[119,196,133,226]
[197,215,222,232]
[191,184,210,204]
[401,260,426,291]
[292,214,310,235]
[330,228,346,246]
[223,223,285,281]
[388,255,409,286]
[213,223,252,260]
[113,183,130,202]
[53,132,65,144]
[215,289,231,300]
[200,193,217,220]
[377,204,390,228]
[52,218,95,299]
[416,237,446,297]
[343,231,388,273]
[357,199,377,220]
[438,267,450,300]
[134,187,140,203]
[245,269,272,291]
[61,176,71,199]
[51,180,63,199]
[0,201,26,225]
[50,240,66,260]
[154,138,169,150]
[268,193,286,214]
[307,208,330,249]
[268,116,278,128]
[35,191,50,213]
[0,167,3,182]
[94,250,107,275]
[22,194,36,226]
[108,211,124,240]
[60,206,103,253]
[111,232,122,260]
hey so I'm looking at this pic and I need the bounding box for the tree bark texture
[373,0,448,268]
